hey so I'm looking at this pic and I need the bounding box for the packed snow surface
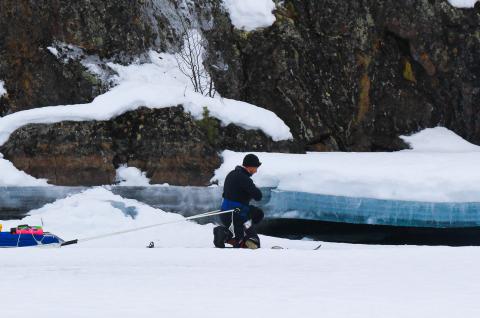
[115,165,151,186]
[0,80,6,97]
[1,187,480,317]
[223,0,276,31]
[448,0,478,7]
[215,127,480,202]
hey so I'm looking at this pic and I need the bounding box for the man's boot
[243,236,260,249]
[213,226,231,248]
[242,226,260,249]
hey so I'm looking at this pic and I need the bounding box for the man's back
[223,166,262,205]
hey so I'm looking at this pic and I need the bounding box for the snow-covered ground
[214,127,480,202]
[2,246,480,318]
[1,3,479,315]
[0,187,314,248]
[1,188,479,317]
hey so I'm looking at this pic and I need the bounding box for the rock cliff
[0,0,479,185]
[206,0,480,151]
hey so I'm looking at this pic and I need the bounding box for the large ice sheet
[266,190,480,228]
[0,186,222,220]
[1,186,479,228]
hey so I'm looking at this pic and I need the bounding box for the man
[213,154,264,249]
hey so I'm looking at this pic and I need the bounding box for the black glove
[249,206,264,224]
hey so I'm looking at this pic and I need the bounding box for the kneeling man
[213,154,264,249]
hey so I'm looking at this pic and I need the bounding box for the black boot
[243,226,260,249]
[213,226,231,248]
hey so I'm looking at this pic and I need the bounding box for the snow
[47,42,115,85]
[448,0,479,7]
[0,153,49,186]
[0,51,292,147]
[0,46,291,186]
[401,127,480,152]
[0,187,310,249]
[115,165,151,186]
[214,127,480,202]
[46,46,60,58]
[175,28,216,96]
[223,0,276,31]
[2,246,480,317]
[0,80,6,97]
[0,187,480,317]
[47,42,85,63]
[0,80,51,185]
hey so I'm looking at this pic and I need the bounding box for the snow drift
[214,127,480,202]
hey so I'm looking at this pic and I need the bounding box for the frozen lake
[2,186,480,228]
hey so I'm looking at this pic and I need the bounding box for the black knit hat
[243,154,262,167]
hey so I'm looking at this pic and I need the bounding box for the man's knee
[249,206,264,224]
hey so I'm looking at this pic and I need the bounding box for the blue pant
[220,199,264,240]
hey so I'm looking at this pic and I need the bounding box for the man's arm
[245,178,262,201]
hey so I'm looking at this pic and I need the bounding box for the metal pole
[60,208,237,247]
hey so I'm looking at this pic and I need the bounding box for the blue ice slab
[2,186,480,228]
[265,190,480,228]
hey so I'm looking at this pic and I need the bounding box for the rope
[61,208,237,246]
[16,231,44,248]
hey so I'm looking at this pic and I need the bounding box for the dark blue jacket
[221,166,262,221]
[223,166,262,204]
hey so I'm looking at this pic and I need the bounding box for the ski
[271,244,322,250]
[146,242,321,250]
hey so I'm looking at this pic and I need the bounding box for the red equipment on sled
[10,225,44,235]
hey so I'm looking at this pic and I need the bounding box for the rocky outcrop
[1,0,480,185]
[0,106,298,186]
[205,0,480,150]
[0,0,180,115]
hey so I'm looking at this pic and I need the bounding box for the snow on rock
[448,0,479,7]
[401,127,480,153]
[0,51,292,148]
[0,153,49,186]
[47,42,111,83]
[214,128,480,202]
[46,46,60,58]
[223,0,276,31]
[115,165,151,186]
[0,80,6,97]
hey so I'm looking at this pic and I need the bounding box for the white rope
[229,210,235,237]
[70,209,236,245]
[16,232,21,248]
[16,231,44,247]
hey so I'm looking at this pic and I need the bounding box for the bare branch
[173,9,216,98]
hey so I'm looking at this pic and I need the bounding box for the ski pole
[60,208,238,247]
